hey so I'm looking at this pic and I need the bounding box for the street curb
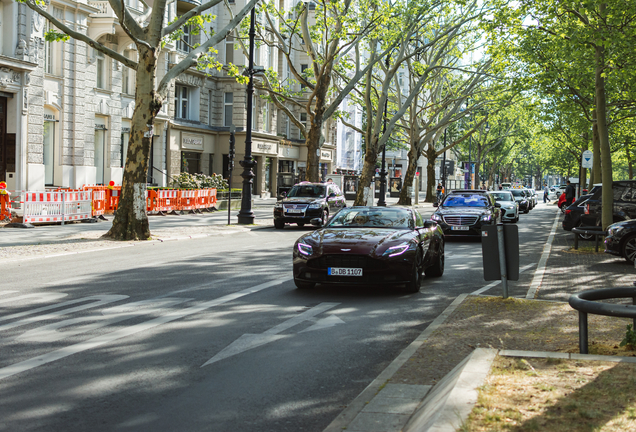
[322,293,470,432]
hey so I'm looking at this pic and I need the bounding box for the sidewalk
[324,204,636,432]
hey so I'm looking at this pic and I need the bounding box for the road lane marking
[0,292,67,306]
[526,209,561,299]
[0,295,129,330]
[17,298,189,342]
[470,263,537,295]
[201,302,340,367]
[0,277,290,381]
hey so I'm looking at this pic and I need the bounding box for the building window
[96,50,107,89]
[181,151,200,174]
[300,64,308,89]
[300,112,308,130]
[94,124,107,184]
[177,24,191,53]
[43,120,55,185]
[224,92,233,127]
[225,35,234,64]
[263,102,270,133]
[252,95,257,130]
[175,85,189,119]
[122,50,136,94]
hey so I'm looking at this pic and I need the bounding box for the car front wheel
[274,219,285,229]
[405,249,423,293]
[622,234,636,264]
[425,242,444,277]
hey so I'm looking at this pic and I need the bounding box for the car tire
[405,249,423,293]
[294,278,315,289]
[524,209,529,214]
[297,222,305,227]
[622,234,636,264]
[274,219,285,229]
[514,215,519,223]
[425,241,444,277]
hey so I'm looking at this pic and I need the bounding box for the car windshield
[286,185,326,198]
[511,190,525,197]
[327,208,413,229]
[491,192,513,202]
[442,194,489,207]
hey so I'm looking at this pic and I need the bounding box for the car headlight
[481,214,492,222]
[308,203,322,209]
[608,226,624,236]
[383,242,413,257]
[431,213,442,222]
[297,243,313,256]
[275,202,283,209]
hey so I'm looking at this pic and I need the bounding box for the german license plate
[286,209,303,214]
[328,267,363,276]
[451,226,469,231]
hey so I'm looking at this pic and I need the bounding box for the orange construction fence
[0,192,10,221]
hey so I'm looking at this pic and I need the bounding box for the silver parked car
[488,191,519,223]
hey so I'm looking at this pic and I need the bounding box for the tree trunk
[304,65,332,182]
[590,110,601,189]
[354,136,378,205]
[595,32,613,230]
[627,141,633,180]
[398,143,421,205]
[105,47,161,240]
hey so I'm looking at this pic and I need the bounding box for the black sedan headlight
[308,203,322,209]
[431,213,442,222]
[481,214,492,222]
[296,242,313,257]
[607,225,625,236]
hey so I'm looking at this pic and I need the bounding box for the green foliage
[620,324,636,349]
[171,172,228,190]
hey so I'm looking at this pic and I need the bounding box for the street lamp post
[237,7,258,225]
[377,54,390,207]
[468,135,472,189]
[442,128,447,194]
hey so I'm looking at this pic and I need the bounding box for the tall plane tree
[22,0,259,240]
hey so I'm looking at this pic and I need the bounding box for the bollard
[496,224,509,298]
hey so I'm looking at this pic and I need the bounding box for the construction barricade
[82,185,108,218]
[152,189,180,215]
[105,186,121,214]
[180,189,197,213]
[22,190,92,224]
[0,191,10,221]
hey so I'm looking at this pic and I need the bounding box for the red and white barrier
[22,190,92,224]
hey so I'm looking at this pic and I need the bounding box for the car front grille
[443,215,479,226]
[283,203,309,216]
[307,254,386,270]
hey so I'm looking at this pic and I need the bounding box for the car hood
[300,228,413,256]
[497,200,516,207]
[280,197,324,205]
[435,207,490,215]
[512,196,526,202]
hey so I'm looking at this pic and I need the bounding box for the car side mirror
[328,192,336,198]
[281,191,287,197]
[495,202,501,208]
[421,220,437,229]
[310,218,323,227]
[433,202,439,207]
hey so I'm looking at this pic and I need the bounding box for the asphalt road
[0,203,558,431]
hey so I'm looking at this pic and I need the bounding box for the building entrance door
[0,98,6,182]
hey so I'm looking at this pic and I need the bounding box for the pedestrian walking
[436,183,443,202]
[543,184,551,203]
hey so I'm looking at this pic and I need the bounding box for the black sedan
[510,189,530,213]
[430,190,501,237]
[292,207,444,293]
[605,220,636,264]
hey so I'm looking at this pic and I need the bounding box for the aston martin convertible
[292,206,445,292]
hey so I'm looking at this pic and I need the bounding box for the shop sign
[182,133,204,151]
[255,142,277,155]
[278,145,299,159]
[321,150,332,160]
[298,161,307,168]
[44,113,56,121]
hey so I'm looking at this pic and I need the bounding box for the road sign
[582,150,593,169]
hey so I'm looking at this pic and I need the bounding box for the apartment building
[0,0,336,197]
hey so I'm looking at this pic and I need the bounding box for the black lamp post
[468,135,472,190]
[442,127,447,194]
[237,7,258,225]
[377,54,390,207]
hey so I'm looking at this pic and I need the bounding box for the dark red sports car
[292,206,445,292]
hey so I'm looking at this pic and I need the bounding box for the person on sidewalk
[543,184,551,203]
[565,180,575,206]
[436,183,443,202]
